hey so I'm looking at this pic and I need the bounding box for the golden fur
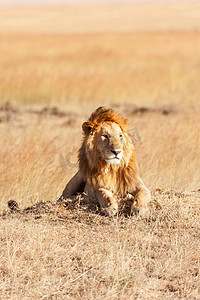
[59,107,151,216]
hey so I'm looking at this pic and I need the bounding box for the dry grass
[0,32,200,108]
[0,1,200,299]
[0,105,200,211]
[1,190,200,299]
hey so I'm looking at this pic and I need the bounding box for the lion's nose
[110,149,121,156]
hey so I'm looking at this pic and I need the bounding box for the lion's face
[95,122,124,165]
[81,107,132,171]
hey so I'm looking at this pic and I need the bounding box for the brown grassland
[0,2,200,299]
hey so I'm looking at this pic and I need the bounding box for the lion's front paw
[101,202,118,216]
[131,199,148,216]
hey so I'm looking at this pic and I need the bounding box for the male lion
[59,107,151,216]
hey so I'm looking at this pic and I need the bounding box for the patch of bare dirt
[3,189,200,228]
[0,103,81,129]
[0,102,19,123]
[0,102,18,113]
[133,106,176,115]
[114,103,176,116]
[28,106,67,117]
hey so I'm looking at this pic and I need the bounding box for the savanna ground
[0,1,200,299]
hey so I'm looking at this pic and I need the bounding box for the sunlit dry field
[0,1,200,299]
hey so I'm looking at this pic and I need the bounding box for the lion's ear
[82,121,95,135]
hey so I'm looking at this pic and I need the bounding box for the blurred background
[0,0,200,109]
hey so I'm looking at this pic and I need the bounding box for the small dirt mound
[5,189,199,226]
[0,102,18,113]
[29,106,67,117]
[7,200,20,212]
[114,103,176,116]
[0,102,19,123]
[131,106,175,115]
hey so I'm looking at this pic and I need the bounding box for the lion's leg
[58,170,85,201]
[96,188,118,216]
[131,177,151,214]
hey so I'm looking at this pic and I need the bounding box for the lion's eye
[120,134,123,139]
[102,134,109,139]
